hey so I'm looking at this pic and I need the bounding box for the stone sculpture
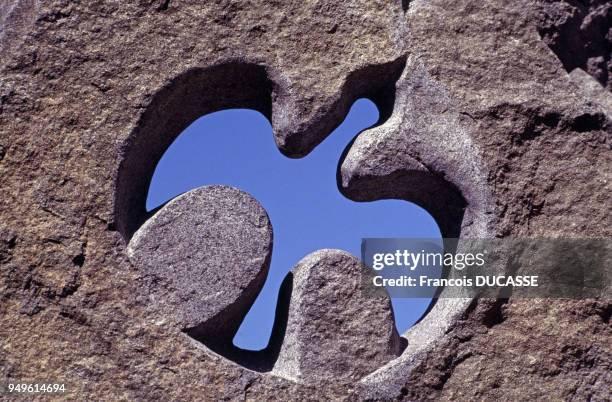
[0,0,610,400]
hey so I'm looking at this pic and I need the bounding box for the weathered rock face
[0,0,610,401]
[536,0,611,90]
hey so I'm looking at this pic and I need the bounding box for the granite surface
[0,0,610,400]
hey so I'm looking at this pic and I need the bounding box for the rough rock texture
[0,0,38,60]
[536,0,611,90]
[0,0,611,401]
[273,250,403,385]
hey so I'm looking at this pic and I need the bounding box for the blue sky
[147,99,441,350]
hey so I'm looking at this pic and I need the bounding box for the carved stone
[1,0,610,400]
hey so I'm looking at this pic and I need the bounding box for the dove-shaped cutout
[127,99,440,378]
[115,56,489,392]
[145,99,441,347]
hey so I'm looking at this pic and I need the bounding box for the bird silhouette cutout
[146,98,441,350]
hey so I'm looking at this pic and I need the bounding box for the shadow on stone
[185,272,293,373]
